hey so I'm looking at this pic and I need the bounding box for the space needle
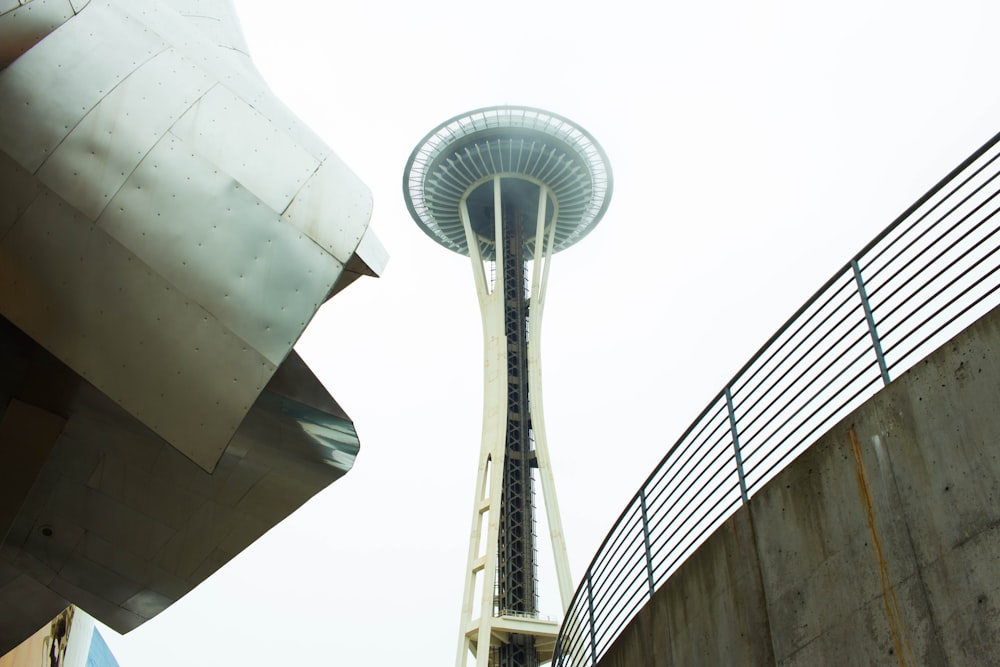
[403,106,613,667]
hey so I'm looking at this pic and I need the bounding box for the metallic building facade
[0,0,385,652]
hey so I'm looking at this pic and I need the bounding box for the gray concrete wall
[597,306,1000,666]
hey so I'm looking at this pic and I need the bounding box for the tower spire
[403,106,613,667]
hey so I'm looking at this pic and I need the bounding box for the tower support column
[455,177,570,666]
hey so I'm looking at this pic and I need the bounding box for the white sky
[101,1,1000,664]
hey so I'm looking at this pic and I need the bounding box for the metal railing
[552,129,1000,666]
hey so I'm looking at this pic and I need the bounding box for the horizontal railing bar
[735,324,870,449]
[746,372,884,494]
[871,200,1000,320]
[644,437,734,521]
[738,331,871,457]
[646,463,737,554]
[649,481,741,573]
[744,348,878,458]
[653,496,742,588]
[884,259,1000,363]
[644,418,731,507]
[886,282,1000,375]
[864,149,1000,280]
[878,227,1000,339]
[732,283,860,419]
[732,276,858,398]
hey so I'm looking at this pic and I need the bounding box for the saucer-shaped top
[403,106,612,258]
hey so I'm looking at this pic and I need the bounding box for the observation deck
[403,106,612,259]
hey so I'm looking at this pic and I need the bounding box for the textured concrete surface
[598,305,1000,666]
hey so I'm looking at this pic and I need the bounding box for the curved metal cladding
[0,0,383,472]
[0,0,385,649]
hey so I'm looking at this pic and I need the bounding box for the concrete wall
[597,306,1000,666]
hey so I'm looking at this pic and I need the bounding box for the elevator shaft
[497,192,538,667]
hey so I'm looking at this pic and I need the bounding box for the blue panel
[87,628,121,667]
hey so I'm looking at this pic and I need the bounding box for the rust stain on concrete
[849,425,913,666]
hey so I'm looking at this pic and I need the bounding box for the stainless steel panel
[0,2,166,172]
[0,188,274,470]
[0,400,64,544]
[161,0,249,54]
[0,150,41,239]
[0,0,383,646]
[36,48,214,220]
[281,155,374,264]
[215,74,333,162]
[0,0,375,475]
[171,84,320,214]
[123,0,246,83]
[354,226,390,277]
[98,133,343,366]
[0,0,76,70]
[0,564,68,653]
[136,0,332,163]
[0,324,356,638]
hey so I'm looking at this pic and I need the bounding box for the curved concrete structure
[596,304,1000,666]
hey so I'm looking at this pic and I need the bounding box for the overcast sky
[101,0,1000,664]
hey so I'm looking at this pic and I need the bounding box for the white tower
[403,107,612,667]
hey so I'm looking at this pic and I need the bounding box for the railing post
[725,387,750,505]
[851,260,891,386]
[638,490,656,598]
[586,572,597,665]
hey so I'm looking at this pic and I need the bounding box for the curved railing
[552,129,1000,666]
